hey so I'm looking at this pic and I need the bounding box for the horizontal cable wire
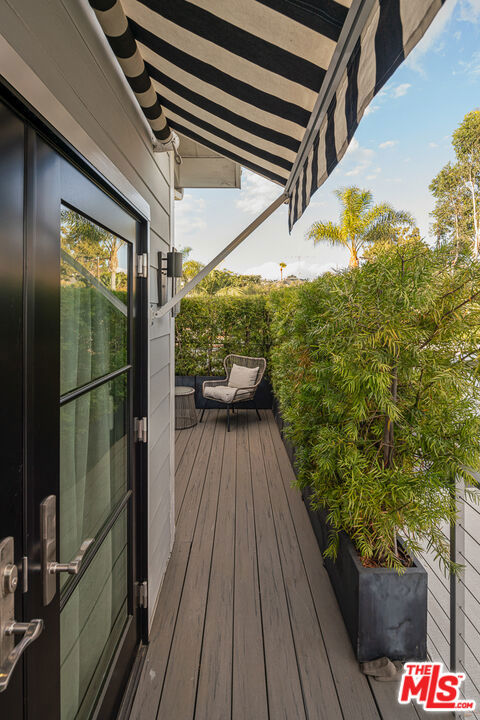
[418,552,450,593]
[458,550,480,579]
[458,523,480,550]
[459,607,480,642]
[459,656,480,695]
[457,577,480,610]
[426,633,449,667]
[427,610,450,646]
[427,587,450,620]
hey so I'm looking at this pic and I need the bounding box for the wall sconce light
[157,249,183,307]
[167,250,183,279]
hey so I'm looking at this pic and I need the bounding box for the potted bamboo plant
[270,236,480,661]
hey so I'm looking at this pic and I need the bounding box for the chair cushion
[228,363,259,389]
[204,385,251,403]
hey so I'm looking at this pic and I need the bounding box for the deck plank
[174,422,194,471]
[257,413,343,720]
[194,412,237,720]
[175,411,217,541]
[248,413,307,720]
[413,701,452,720]
[156,412,226,720]
[232,410,269,720]
[132,410,436,720]
[368,677,422,720]
[129,541,191,720]
[175,412,208,524]
[264,410,382,720]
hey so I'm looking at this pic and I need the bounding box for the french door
[0,97,144,720]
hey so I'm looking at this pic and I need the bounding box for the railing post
[450,491,456,672]
[451,477,465,675]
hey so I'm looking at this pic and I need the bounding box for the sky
[174,0,480,280]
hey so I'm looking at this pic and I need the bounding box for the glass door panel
[60,206,129,395]
[59,204,133,720]
[60,511,128,720]
[60,375,128,569]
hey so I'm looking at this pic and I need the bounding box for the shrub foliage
[269,239,480,572]
[175,295,271,376]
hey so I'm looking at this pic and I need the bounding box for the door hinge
[137,252,148,279]
[134,417,148,443]
[137,581,148,609]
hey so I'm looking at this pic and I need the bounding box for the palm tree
[279,262,287,280]
[307,187,414,268]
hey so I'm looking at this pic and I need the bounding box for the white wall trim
[169,153,176,558]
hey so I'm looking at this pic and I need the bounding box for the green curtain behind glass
[60,252,128,720]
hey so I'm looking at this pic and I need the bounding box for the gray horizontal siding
[150,336,170,376]
[150,365,170,415]
[0,0,175,632]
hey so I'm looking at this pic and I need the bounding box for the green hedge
[268,241,480,571]
[175,296,271,376]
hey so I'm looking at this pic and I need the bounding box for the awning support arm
[154,192,288,320]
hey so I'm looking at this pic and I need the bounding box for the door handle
[0,537,44,693]
[40,495,94,605]
[47,539,94,576]
[0,619,43,693]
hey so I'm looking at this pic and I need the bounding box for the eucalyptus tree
[452,110,480,256]
[307,186,414,267]
[430,162,470,263]
[430,110,480,258]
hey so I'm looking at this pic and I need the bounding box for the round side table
[175,386,197,429]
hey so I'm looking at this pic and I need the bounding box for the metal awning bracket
[153,192,288,320]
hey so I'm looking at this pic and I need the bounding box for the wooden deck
[130,409,448,720]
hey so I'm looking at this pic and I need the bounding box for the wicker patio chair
[200,354,266,431]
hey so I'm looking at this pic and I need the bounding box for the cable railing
[421,481,480,719]
[465,499,480,519]
[427,586,450,620]
[458,550,480,579]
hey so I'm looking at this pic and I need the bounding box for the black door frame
[0,92,26,720]
[0,78,150,718]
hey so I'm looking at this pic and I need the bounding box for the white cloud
[236,169,281,215]
[459,0,480,22]
[345,137,359,155]
[341,138,375,178]
[245,259,337,280]
[391,83,411,98]
[345,166,363,177]
[379,140,398,149]
[364,103,379,117]
[456,49,480,77]
[429,141,438,148]
[406,0,458,74]
[362,84,410,119]
[175,193,206,237]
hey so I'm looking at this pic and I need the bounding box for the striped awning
[89,0,444,229]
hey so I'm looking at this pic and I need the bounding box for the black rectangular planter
[303,488,427,662]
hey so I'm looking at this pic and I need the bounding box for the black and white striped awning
[89,0,444,230]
